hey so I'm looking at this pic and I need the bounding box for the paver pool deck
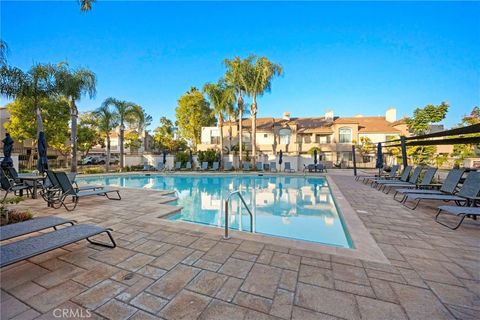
[1,171,479,319]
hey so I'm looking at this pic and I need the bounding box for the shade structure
[375,143,384,169]
[313,149,318,165]
[1,133,14,169]
[278,150,283,165]
[162,151,167,164]
[37,131,49,173]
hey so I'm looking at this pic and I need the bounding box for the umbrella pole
[352,145,357,176]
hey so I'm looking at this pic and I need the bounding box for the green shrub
[82,167,105,174]
[197,149,220,166]
[175,151,190,166]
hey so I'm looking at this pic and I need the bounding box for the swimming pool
[77,174,352,248]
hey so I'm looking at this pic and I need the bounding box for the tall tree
[1,63,59,138]
[405,102,449,165]
[5,97,70,166]
[0,40,7,65]
[203,79,236,167]
[243,56,283,164]
[451,106,480,165]
[93,104,119,171]
[57,64,96,172]
[224,56,253,164]
[153,117,187,152]
[127,105,152,151]
[101,98,137,169]
[79,0,96,12]
[175,87,215,150]
[77,112,103,157]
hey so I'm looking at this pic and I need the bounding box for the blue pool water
[77,174,352,248]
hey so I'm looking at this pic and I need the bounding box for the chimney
[385,107,396,123]
[325,109,334,121]
[283,112,291,121]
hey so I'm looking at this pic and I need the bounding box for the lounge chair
[41,171,101,208]
[242,161,251,171]
[174,162,182,171]
[402,171,480,210]
[355,166,396,181]
[54,171,121,211]
[185,162,192,170]
[378,166,424,193]
[0,170,31,201]
[435,205,480,230]
[371,166,412,188]
[0,223,116,268]
[362,165,400,184]
[224,162,233,171]
[284,162,295,172]
[319,163,327,173]
[0,216,75,241]
[255,162,263,171]
[303,164,315,172]
[270,162,278,172]
[211,162,220,171]
[393,169,465,203]
[200,162,209,171]
[157,162,165,171]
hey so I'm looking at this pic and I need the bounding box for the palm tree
[243,56,283,164]
[128,105,152,151]
[79,0,96,12]
[0,63,58,138]
[224,56,253,166]
[93,104,119,171]
[0,40,7,65]
[203,79,236,168]
[57,65,96,172]
[101,98,137,169]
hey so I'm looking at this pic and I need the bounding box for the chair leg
[403,198,421,210]
[86,229,116,248]
[435,208,466,230]
[105,191,121,200]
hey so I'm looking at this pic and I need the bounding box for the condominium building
[198,108,409,165]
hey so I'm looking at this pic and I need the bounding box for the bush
[82,167,105,174]
[197,149,220,166]
[175,151,190,166]
[123,165,143,172]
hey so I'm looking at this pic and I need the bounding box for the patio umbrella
[1,133,14,169]
[375,143,384,175]
[37,131,49,173]
[162,150,167,165]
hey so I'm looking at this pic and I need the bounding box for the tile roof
[335,117,402,133]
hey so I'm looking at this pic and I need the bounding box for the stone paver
[1,173,478,319]
[241,264,282,299]
[159,290,211,320]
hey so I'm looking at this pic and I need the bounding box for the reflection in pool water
[77,175,352,248]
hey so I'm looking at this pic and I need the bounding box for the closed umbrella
[313,149,318,172]
[189,149,193,165]
[37,132,49,173]
[162,151,167,165]
[375,143,384,176]
[1,133,14,169]
[278,150,283,171]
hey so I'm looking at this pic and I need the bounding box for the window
[279,129,291,144]
[210,136,220,144]
[264,134,268,138]
[315,135,331,144]
[339,127,352,143]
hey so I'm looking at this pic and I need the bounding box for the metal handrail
[224,190,254,239]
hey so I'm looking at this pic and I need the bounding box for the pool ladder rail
[224,190,254,239]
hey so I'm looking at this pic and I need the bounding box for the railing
[223,190,254,239]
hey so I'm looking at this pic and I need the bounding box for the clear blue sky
[1,1,479,129]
